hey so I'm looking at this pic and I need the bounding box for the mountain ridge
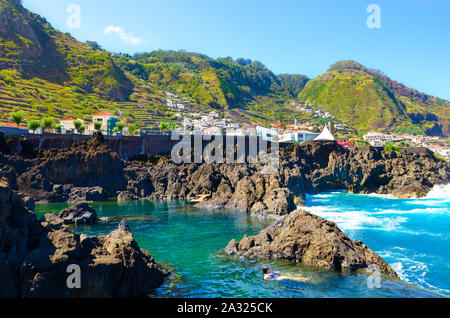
[298,60,449,136]
[0,0,448,136]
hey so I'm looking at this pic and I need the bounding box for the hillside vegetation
[0,0,448,136]
[298,60,449,136]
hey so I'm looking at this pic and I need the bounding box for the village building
[60,118,77,133]
[92,112,120,134]
[226,122,240,129]
[363,131,394,145]
[202,126,222,136]
[279,130,320,143]
[209,111,220,119]
[256,126,278,142]
[241,125,257,136]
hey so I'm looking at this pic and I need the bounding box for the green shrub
[73,119,83,133]
[128,123,139,136]
[94,121,102,131]
[384,142,400,155]
[28,120,41,133]
[10,111,24,127]
[41,117,55,129]
[160,121,169,133]
[116,122,125,132]
[433,152,447,162]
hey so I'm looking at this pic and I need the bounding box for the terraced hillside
[0,0,448,136]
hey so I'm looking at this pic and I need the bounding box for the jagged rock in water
[224,209,399,279]
[0,178,169,298]
[40,203,98,228]
[117,191,140,202]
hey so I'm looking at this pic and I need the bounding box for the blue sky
[23,0,450,101]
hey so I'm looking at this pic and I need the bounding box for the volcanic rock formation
[224,209,399,279]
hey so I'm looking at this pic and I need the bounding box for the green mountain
[0,0,132,100]
[0,0,307,127]
[119,51,308,109]
[298,60,450,136]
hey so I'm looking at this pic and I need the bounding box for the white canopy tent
[314,126,335,141]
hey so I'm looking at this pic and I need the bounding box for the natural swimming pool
[36,188,448,298]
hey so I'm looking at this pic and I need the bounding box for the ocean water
[304,184,450,296]
[34,186,449,298]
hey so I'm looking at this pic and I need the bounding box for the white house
[60,118,77,133]
[256,126,278,142]
[209,111,220,119]
[92,112,120,134]
[227,122,240,129]
[203,127,222,135]
[363,131,393,145]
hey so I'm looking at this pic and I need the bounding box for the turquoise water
[35,188,448,298]
[304,184,450,297]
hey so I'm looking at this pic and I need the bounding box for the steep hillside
[0,0,132,100]
[120,51,308,110]
[0,1,447,136]
[0,0,137,123]
[298,60,450,136]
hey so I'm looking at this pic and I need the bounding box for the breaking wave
[305,187,450,296]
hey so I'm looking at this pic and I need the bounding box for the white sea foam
[305,190,450,296]
[423,183,450,201]
[304,207,407,231]
[371,207,449,215]
[380,249,450,296]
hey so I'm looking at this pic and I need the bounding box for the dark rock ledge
[224,209,399,279]
[1,133,448,219]
[0,178,169,298]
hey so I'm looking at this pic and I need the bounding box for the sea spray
[304,190,450,296]
[424,183,450,201]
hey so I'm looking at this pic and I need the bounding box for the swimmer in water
[262,266,308,282]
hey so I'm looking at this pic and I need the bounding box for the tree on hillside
[86,41,101,50]
[10,111,24,127]
[28,120,41,134]
[55,124,63,134]
[94,121,102,132]
[160,122,169,134]
[128,123,139,136]
[116,122,125,133]
[73,120,83,134]
[41,117,55,131]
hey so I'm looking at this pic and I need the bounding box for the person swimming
[262,266,308,282]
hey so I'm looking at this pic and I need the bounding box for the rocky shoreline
[1,132,448,294]
[2,132,447,215]
[0,178,169,298]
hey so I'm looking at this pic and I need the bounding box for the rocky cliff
[0,178,168,298]
[224,209,399,279]
[1,132,127,202]
[1,133,448,216]
[122,141,448,217]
